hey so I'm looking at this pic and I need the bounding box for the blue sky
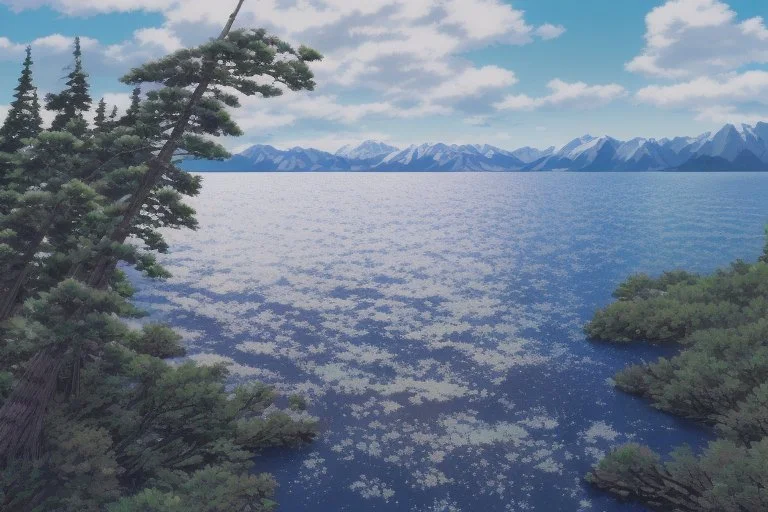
[0,0,767,152]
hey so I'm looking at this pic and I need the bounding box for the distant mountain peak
[335,140,399,160]
[182,123,768,172]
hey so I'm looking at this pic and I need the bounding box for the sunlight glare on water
[130,172,768,511]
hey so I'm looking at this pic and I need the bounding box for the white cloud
[104,27,185,62]
[426,66,517,101]
[494,79,626,111]
[133,27,182,52]
[694,104,768,125]
[534,24,566,41]
[0,104,9,126]
[440,0,533,41]
[742,16,768,40]
[233,91,451,135]
[627,0,768,78]
[1,0,560,102]
[0,0,569,140]
[635,70,768,107]
[0,0,176,14]
[464,115,490,127]
[0,34,99,59]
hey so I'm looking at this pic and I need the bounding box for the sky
[0,0,767,153]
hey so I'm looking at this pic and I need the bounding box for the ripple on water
[130,172,768,511]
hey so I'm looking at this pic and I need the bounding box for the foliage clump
[586,229,768,511]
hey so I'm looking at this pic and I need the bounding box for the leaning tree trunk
[87,0,245,290]
[0,347,65,461]
[0,207,59,322]
[588,465,708,512]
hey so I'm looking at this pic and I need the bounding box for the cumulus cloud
[440,0,533,41]
[233,90,450,135]
[636,70,768,107]
[0,34,99,60]
[0,0,576,144]
[0,0,176,14]
[425,65,518,101]
[0,1,564,122]
[534,24,566,41]
[494,79,626,111]
[623,0,768,128]
[627,0,768,78]
[133,27,183,53]
[694,105,768,125]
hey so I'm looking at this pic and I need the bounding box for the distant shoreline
[186,169,768,173]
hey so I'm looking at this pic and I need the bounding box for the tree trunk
[0,196,68,322]
[0,347,65,461]
[86,0,245,290]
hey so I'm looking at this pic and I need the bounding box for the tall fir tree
[46,37,92,132]
[0,46,43,154]
[86,18,322,289]
[120,87,141,127]
[93,98,107,131]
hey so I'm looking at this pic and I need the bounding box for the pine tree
[93,98,107,131]
[86,15,322,289]
[120,87,141,127]
[0,46,43,154]
[46,37,92,132]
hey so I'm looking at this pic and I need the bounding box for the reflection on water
[129,172,768,511]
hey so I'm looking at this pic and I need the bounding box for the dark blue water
[129,172,768,512]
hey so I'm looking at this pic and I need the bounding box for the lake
[128,172,768,511]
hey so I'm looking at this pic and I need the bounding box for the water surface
[130,172,768,511]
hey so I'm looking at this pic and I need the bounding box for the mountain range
[181,123,768,172]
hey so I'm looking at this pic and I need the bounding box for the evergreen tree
[85,20,322,289]
[0,46,43,155]
[120,87,141,127]
[46,37,92,132]
[93,97,107,131]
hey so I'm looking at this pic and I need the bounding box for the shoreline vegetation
[0,2,324,510]
[585,227,768,511]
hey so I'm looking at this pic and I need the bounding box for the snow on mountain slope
[183,123,768,172]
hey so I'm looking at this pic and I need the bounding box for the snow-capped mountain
[335,141,399,161]
[510,146,555,164]
[182,124,768,172]
[182,144,353,172]
[375,143,524,171]
[522,123,768,172]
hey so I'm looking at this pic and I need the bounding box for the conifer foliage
[0,46,43,155]
[585,233,768,511]
[45,37,93,132]
[0,1,322,510]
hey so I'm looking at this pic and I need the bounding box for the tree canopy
[0,46,43,156]
[585,230,768,511]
